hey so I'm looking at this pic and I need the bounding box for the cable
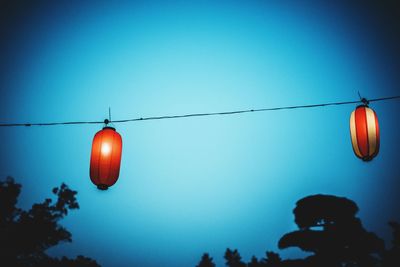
[1,95,399,127]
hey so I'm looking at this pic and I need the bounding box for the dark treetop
[0,177,100,267]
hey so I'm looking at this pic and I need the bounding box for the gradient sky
[1,1,400,267]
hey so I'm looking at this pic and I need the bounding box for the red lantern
[90,126,123,190]
[350,105,380,161]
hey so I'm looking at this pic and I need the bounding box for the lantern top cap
[356,104,369,109]
[102,126,116,131]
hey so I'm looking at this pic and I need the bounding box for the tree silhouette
[261,251,282,267]
[196,253,216,267]
[198,194,398,267]
[0,177,100,267]
[224,248,246,267]
[248,255,260,267]
[382,221,400,267]
[278,194,384,267]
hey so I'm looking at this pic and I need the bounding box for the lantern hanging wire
[0,95,399,127]
[103,107,114,127]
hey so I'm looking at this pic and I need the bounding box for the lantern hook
[357,91,369,106]
[104,107,112,125]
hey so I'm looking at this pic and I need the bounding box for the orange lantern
[350,105,380,161]
[90,126,122,190]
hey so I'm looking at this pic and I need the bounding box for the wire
[1,95,399,127]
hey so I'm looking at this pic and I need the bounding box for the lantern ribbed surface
[350,105,380,161]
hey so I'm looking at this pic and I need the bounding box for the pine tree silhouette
[248,255,260,267]
[261,251,282,267]
[224,248,246,267]
[196,253,216,267]
[278,194,384,267]
[196,194,398,267]
[0,177,100,267]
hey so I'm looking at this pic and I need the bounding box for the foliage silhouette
[248,255,260,267]
[198,194,399,267]
[197,253,216,267]
[224,248,246,267]
[382,221,400,267]
[278,194,384,267]
[3,177,397,267]
[262,251,282,267]
[0,177,100,267]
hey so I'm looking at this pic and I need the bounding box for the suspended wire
[1,95,399,127]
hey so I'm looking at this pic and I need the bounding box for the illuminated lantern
[350,105,380,161]
[90,126,122,190]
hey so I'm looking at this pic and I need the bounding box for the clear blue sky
[0,1,399,266]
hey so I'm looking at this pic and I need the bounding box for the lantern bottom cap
[97,184,109,190]
[361,156,373,162]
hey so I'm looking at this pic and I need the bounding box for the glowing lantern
[350,105,380,161]
[90,126,122,190]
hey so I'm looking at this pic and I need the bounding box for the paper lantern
[350,105,380,161]
[90,126,122,190]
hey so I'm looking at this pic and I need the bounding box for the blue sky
[1,1,399,266]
